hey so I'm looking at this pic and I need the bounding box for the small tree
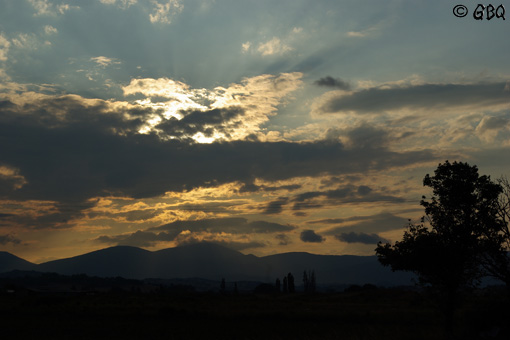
[287,273,295,293]
[303,271,309,292]
[282,276,288,293]
[303,270,316,293]
[275,278,281,292]
[310,270,316,293]
[376,161,503,332]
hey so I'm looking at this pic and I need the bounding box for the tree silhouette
[275,278,281,292]
[376,161,503,333]
[303,271,308,292]
[480,176,510,295]
[287,273,295,293]
[303,270,316,293]
[282,276,288,293]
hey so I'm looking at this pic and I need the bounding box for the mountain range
[0,243,415,286]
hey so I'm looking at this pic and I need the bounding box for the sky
[0,0,509,263]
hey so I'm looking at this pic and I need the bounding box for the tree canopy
[375,160,505,331]
[376,160,503,291]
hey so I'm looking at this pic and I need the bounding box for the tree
[376,161,503,331]
[287,273,295,293]
[282,276,288,293]
[275,278,281,292]
[480,176,510,294]
[303,270,316,293]
[303,271,309,292]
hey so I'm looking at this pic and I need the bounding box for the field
[1,287,508,340]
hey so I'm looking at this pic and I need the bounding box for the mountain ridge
[0,243,415,285]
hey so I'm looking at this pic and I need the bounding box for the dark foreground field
[1,287,508,340]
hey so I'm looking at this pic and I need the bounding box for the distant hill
[1,243,415,286]
[0,251,37,273]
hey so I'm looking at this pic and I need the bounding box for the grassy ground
[0,288,508,339]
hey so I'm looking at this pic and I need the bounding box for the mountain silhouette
[0,251,37,273]
[1,243,414,285]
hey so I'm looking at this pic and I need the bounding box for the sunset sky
[0,0,509,263]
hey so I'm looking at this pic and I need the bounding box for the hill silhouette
[1,243,415,285]
[0,251,37,273]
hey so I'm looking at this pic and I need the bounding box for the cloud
[275,233,291,246]
[0,34,11,61]
[335,232,389,244]
[151,217,294,234]
[28,0,76,16]
[262,197,289,214]
[96,230,178,247]
[154,107,245,141]
[256,37,293,56]
[174,237,266,251]
[100,0,138,8]
[44,25,58,35]
[122,73,303,142]
[0,165,28,190]
[0,95,433,204]
[0,80,434,226]
[291,185,404,211]
[300,229,324,243]
[238,183,301,194]
[318,212,410,234]
[149,0,183,24]
[314,76,351,90]
[0,234,21,245]
[475,115,510,143]
[90,56,121,68]
[314,82,510,115]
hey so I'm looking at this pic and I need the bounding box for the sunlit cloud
[123,73,303,142]
[100,0,138,8]
[0,165,28,190]
[0,34,10,61]
[149,0,183,24]
[257,37,293,56]
[44,25,58,35]
[28,0,77,16]
[90,56,122,68]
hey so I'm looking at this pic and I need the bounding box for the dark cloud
[123,209,162,222]
[335,232,389,244]
[275,233,291,246]
[346,124,389,149]
[262,197,289,214]
[238,183,301,194]
[0,201,96,230]
[263,184,302,192]
[314,76,351,90]
[0,234,21,245]
[318,82,509,115]
[155,107,245,140]
[291,185,404,211]
[150,217,294,234]
[357,185,372,196]
[320,212,409,234]
[300,230,324,243]
[175,238,266,251]
[0,95,434,228]
[96,230,180,247]
[319,176,360,189]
